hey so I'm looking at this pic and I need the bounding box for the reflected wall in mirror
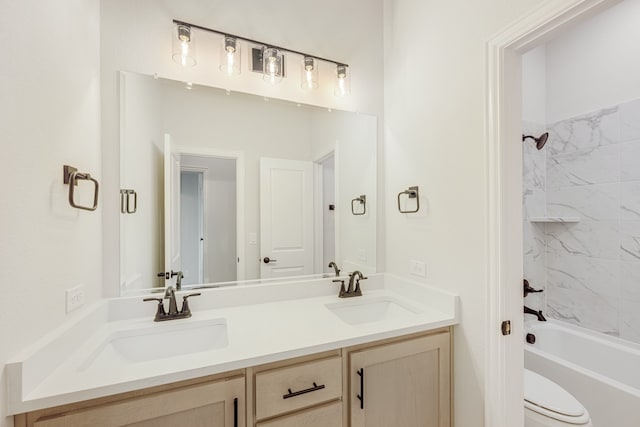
[120,72,377,293]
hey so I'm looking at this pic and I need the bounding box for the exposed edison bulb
[300,56,319,90]
[220,36,241,76]
[172,24,196,67]
[263,47,283,84]
[334,64,350,97]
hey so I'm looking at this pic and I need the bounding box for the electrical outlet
[357,249,367,261]
[248,232,257,245]
[66,285,85,313]
[409,260,426,278]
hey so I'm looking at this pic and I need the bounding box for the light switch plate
[249,232,257,245]
[409,260,426,278]
[66,284,85,313]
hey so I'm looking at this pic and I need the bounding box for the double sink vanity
[7,274,458,426]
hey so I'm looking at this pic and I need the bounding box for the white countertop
[6,273,458,415]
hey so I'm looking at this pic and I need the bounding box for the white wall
[522,46,546,125]
[546,0,640,123]
[120,73,164,290]
[311,111,378,273]
[0,1,102,426]
[101,0,385,296]
[383,0,541,425]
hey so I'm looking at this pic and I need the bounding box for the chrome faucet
[143,286,201,322]
[328,261,341,277]
[333,271,367,298]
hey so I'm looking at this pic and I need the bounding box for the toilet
[524,369,593,427]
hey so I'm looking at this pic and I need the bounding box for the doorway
[486,1,620,426]
[180,155,237,285]
[314,153,336,274]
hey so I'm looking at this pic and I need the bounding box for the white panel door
[164,134,181,286]
[260,158,314,279]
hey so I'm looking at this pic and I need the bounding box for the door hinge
[501,320,511,336]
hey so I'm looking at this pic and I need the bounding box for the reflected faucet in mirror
[328,261,341,277]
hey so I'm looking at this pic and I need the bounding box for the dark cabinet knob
[263,257,277,264]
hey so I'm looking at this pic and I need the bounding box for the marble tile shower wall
[523,100,640,344]
[523,120,547,313]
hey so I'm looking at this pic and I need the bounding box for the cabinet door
[349,333,450,427]
[30,376,245,427]
[256,401,342,427]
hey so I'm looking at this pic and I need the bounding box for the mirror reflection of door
[314,153,336,274]
[180,155,237,286]
[260,157,314,279]
[164,135,181,288]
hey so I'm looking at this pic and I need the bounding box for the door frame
[313,148,337,274]
[485,0,620,425]
[175,145,246,282]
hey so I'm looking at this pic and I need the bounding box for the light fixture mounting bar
[172,19,349,68]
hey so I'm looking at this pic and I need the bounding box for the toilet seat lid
[524,369,585,418]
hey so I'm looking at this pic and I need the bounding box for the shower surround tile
[546,144,619,189]
[524,189,545,218]
[547,107,619,156]
[546,221,619,260]
[522,97,640,346]
[620,300,640,344]
[620,140,640,181]
[619,99,640,142]
[620,182,640,220]
[547,183,619,221]
[620,221,640,261]
[547,287,619,336]
[621,261,640,302]
[547,254,620,298]
[522,120,547,312]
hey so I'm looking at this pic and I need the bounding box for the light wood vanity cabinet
[348,332,451,427]
[15,373,245,427]
[15,329,450,427]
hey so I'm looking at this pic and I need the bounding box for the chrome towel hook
[351,194,366,215]
[397,186,419,213]
[63,165,99,211]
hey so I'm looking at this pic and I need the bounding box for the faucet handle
[332,279,348,298]
[180,292,201,316]
[143,297,166,321]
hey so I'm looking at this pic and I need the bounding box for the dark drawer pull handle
[233,397,238,427]
[282,382,325,399]
[357,368,364,409]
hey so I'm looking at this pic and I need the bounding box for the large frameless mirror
[119,71,377,294]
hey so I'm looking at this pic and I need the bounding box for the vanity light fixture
[263,47,284,84]
[172,24,196,67]
[334,64,350,97]
[301,56,319,90]
[171,19,350,96]
[220,36,241,76]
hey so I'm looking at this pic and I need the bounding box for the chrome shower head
[522,132,549,150]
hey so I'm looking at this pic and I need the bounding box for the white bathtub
[525,320,640,427]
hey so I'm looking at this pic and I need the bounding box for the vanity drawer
[254,356,342,420]
[256,401,342,427]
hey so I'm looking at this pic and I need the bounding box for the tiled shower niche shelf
[528,217,580,223]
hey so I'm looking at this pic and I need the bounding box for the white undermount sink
[80,318,228,371]
[325,296,421,325]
